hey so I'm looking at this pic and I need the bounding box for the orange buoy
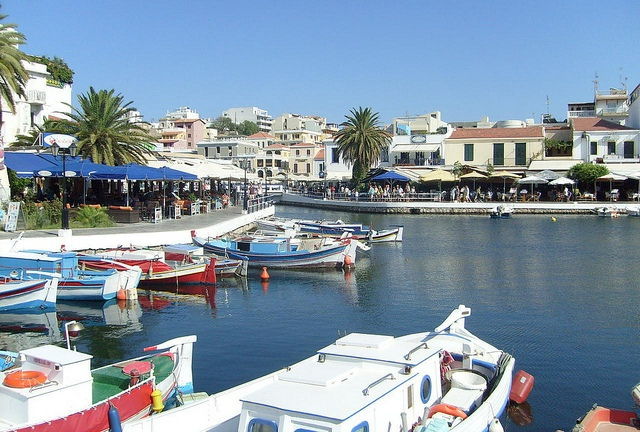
[427,403,468,419]
[344,255,353,267]
[261,280,269,292]
[117,299,127,310]
[3,370,47,388]
[116,289,127,300]
[260,267,270,281]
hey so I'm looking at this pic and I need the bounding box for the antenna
[593,73,599,95]
[546,95,550,115]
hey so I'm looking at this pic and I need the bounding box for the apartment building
[255,143,290,179]
[567,86,630,126]
[222,107,272,132]
[289,142,322,177]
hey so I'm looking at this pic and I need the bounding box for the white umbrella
[596,173,627,201]
[626,171,640,201]
[517,176,548,200]
[549,177,574,185]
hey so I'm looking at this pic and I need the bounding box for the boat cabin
[237,333,443,432]
[0,251,63,279]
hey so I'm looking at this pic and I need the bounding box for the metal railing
[247,195,275,213]
[485,157,530,167]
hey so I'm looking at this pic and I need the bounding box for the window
[624,141,634,159]
[266,160,273,167]
[590,141,597,155]
[515,143,526,166]
[306,163,310,172]
[351,422,369,432]
[331,148,340,163]
[248,419,277,432]
[307,150,311,156]
[275,160,282,168]
[216,147,221,153]
[420,376,432,403]
[607,141,616,155]
[296,150,300,156]
[464,144,474,162]
[257,160,264,167]
[493,143,504,166]
[294,163,298,173]
[188,134,192,138]
[407,384,414,409]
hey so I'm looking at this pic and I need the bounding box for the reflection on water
[0,208,638,432]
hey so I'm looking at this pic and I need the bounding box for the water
[1,207,639,431]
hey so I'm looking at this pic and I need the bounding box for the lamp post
[51,141,78,230]
[243,159,248,212]
[64,320,85,350]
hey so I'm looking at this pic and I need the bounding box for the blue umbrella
[371,171,411,182]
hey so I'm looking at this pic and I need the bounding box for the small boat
[0,276,58,311]
[192,231,360,269]
[490,205,513,219]
[572,382,639,432]
[597,207,621,218]
[122,305,528,432]
[162,243,248,278]
[0,251,124,301]
[257,218,404,243]
[0,350,18,371]
[626,205,640,217]
[79,248,216,286]
[0,335,196,432]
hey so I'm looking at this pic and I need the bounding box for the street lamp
[51,141,78,230]
[64,320,85,350]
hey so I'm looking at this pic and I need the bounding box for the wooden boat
[572,382,639,432]
[191,231,360,269]
[162,244,248,278]
[490,205,513,219]
[122,305,526,432]
[257,218,404,242]
[0,335,196,432]
[0,251,123,301]
[0,276,58,311]
[79,248,216,287]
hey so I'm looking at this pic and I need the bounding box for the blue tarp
[371,171,411,182]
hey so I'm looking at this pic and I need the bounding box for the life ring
[427,403,468,419]
[3,370,47,388]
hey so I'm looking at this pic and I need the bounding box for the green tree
[334,107,391,185]
[237,120,259,136]
[10,119,56,147]
[0,13,29,134]
[567,163,609,185]
[211,116,236,133]
[50,87,154,165]
[28,55,74,84]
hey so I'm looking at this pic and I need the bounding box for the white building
[628,82,640,129]
[165,106,200,120]
[570,117,639,166]
[567,86,630,126]
[222,107,272,133]
[271,113,325,133]
[322,139,352,180]
[0,59,73,202]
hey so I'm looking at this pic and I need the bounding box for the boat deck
[91,354,174,403]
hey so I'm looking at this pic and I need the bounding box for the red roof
[173,118,203,124]
[314,149,325,160]
[289,142,317,147]
[265,143,286,149]
[571,117,635,132]
[248,132,276,139]
[448,126,544,139]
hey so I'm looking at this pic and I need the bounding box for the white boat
[489,205,513,219]
[626,205,640,217]
[257,218,404,243]
[0,277,58,311]
[597,207,622,218]
[123,305,525,432]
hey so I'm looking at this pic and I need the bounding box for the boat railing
[403,342,428,360]
[362,373,395,396]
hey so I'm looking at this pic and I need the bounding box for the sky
[4,0,640,125]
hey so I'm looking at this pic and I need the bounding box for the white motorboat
[626,205,640,217]
[489,205,513,219]
[597,207,621,218]
[257,218,404,243]
[123,305,528,432]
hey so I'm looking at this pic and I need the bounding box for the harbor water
[1,206,639,431]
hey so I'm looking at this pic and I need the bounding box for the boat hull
[57,272,120,301]
[0,279,57,311]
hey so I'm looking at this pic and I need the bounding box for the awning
[527,160,582,171]
[371,171,411,182]
[391,144,440,153]
[420,169,457,182]
[5,152,80,177]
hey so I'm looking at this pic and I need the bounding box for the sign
[154,207,162,224]
[411,135,427,143]
[42,133,77,149]
[4,202,20,232]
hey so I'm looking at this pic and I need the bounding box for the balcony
[596,108,628,117]
[568,110,595,118]
[392,156,444,166]
[26,90,46,105]
[591,154,640,163]
[485,157,531,167]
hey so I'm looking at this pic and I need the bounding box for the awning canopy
[527,160,582,171]
[549,177,575,185]
[5,152,80,177]
[532,169,561,181]
[517,176,548,185]
[596,173,628,181]
[459,171,487,180]
[420,169,457,182]
[371,171,411,182]
[489,171,521,179]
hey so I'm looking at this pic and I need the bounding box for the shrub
[22,199,63,230]
[72,206,114,228]
[567,163,609,185]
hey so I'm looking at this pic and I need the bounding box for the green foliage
[0,14,29,116]
[334,107,391,187]
[211,116,236,133]
[486,163,495,174]
[544,138,572,157]
[72,206,113,228]
[567,163,609,184]
[452,161,463,178]
[237,120,259,136]
[7,169,31,199]
[22,199,62,229]
[28,55,74,84]
[49,87,154,165]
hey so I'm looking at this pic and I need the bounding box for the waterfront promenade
[278,192,631,214]
[0,205,275,252]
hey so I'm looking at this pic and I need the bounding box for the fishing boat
[122,305,529,432]
[0,276,58,311]
[626,205,640,217]
[162,244,248,278]
[0,335,196,432]
[596,207,621,218]
[489,205,513,219]
[572,382,639,432]
[191,230,361,269]
[79,248,216,286]
[0,251,123,301]
[257,218,404,243]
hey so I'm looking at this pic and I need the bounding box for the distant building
[155,107,206,151]
[222,107,272,132]
[567,84,629,125]
[255,143,290,180]
[387,112,451,167]
[289,142,322,177]
[271,113,328,145]
[627,82,640,129]
[245,132,277,149]
[322,139,352,180]
[570,117,639,165]
[197,137,260,166]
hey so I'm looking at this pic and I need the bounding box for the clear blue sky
[4,0,639,125]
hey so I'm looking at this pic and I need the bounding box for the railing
[567,110,596,118]
[596,108,628,116]
[26,90,46,104]
[288,189,445,202]
[485,157,530,167]
[392,157,444,166]
[247,195,275,213]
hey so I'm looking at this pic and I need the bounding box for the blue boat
[0,251,120,301]
[0,277,58,311]
[192,232,359,269]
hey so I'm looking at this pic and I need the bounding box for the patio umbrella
[533,169,561,181]
[489,171,521,194]
[596,173,628,201]
[420,169,457,197]
[548,177,574,185]
[517,176,548,200]
[371,171,411,188]
[459,171,487,191]
[626,171,640,201]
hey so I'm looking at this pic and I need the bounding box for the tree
[237,120,259,136]
[10,119,55,147]
[28,55,74,84]
[50,87,154,165]
[567,163,609,185]
[210,116,236,133]
[334,107,391,185]
[0,13,29,134]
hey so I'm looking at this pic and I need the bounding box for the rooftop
[247,132,276,139]
[448,126,544,139]
[571,117,636,132]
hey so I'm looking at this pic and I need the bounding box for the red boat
[79,249,216,286]
[573,383,640,432]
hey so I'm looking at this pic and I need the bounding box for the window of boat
[420,376,432,403]
[248,419,278,432]
[351,421,369,432]
[237,242,251,252]
[407,384,414,408]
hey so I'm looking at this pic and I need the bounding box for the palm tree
[0,13,29,137]
[50,87,154,165]
[334,107,391,185]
